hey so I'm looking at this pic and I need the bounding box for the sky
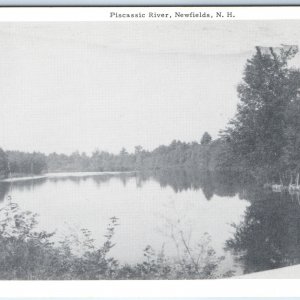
[1,21,300,154]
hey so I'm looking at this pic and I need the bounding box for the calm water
[1,169,300,276]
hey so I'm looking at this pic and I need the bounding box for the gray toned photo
[0,19,300,279]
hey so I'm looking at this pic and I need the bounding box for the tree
[200,132,212,145]
[222,45,300,180]
[7,151,47,175]
[31,152,47,174]
[279,70,300,177]
[0,148,8,179]
[120,148,128,156]
[119,148,133,171]
[134,146,144,169]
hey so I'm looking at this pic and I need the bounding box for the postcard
[0,6,299,283]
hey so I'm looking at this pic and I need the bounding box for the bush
[0,200,230,280]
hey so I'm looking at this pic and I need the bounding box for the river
[0,169,300,277]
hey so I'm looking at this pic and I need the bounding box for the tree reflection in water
[139,168,300,274]
[2,169,300,275]
[0,173,136,202]
[0,178,49,203]
[0,183,10,203]
[137,167,256,200]
[226,190,300,274]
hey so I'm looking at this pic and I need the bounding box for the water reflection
[226,190,300,274]
[0,168,257,202]
[0,173,136,202]
[137,168,257,200]
[0,178,48,202]
[0,183,10,202]
[1,168,300,275]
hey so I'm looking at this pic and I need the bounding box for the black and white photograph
[1,12,300,280]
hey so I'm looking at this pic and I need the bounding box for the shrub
[0,200,230,280]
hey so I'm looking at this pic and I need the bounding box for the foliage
[0,148,8,179]
[6,151,47,176]
[222,46,300,181]
[0,134,232,178]
[201,132,212,145]
[47,150,135,173]
[0,201,227,280]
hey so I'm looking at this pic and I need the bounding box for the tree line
[1,45,300,184]
[0,133,219,178]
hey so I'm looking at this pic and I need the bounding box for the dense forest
[1,45,300,185]
[0,136,232,179]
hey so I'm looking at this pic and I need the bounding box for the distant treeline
[1,45,300,183]
[0,133,233,178]
[0,150,48,179]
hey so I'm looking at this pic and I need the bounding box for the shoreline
[0,171,136,183]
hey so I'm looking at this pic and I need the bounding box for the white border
[0,0,300,6]
[1,280,300,297]
[0,6,300,297]
[0,6,299,21]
